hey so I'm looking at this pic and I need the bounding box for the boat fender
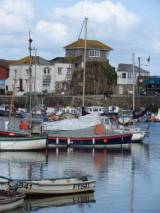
[19,121,29,130]
[94,124,105,135]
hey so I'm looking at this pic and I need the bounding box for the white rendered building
[117,64,150,95]
[5,56,72,96]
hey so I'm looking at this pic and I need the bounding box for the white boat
[1,176,96,195]
[0,35,47,151]
[0,190,25,212]
[126,127,146,142]
[0,136,47,150]
[118,127,146,142]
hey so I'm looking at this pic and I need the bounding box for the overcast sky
[0,0,160,74]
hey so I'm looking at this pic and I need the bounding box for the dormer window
[89,49,100,57]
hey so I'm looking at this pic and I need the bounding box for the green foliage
[70,61,117,94]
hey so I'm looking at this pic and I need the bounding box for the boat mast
[82,17,88,107]
[8,70,17,128]
[28,32,33,134]
[132,53,135,111]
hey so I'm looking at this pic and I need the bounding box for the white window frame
[89,49,100,58]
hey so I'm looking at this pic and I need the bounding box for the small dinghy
[0,176,96,196]
[0,190,25,212]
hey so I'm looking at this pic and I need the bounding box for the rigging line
[78,19,85,40]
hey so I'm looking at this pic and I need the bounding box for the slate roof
[49,57,67,63]
[64,39,113,50]
[117,63,149,74]
[0,59,9,69]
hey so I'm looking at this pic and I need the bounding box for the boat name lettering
[73,183,90,190]
[18,182,32,190]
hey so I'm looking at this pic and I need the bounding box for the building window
[19,79,23,91]
[44,67,50,74]
[89,49,100,57]
[42,75,51,87]
[122,73,126,79]
[58,67,62,75]
[26,69,29,75]
[6,85,8,91]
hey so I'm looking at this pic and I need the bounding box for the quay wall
[0,95,159,110]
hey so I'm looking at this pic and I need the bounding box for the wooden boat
[47,132,132,148]
[0,136,47,150]
[0,176,96,195]
[0,129,47,150]
[44,114,132,148]
[0,190,25,212]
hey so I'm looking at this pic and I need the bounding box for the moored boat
[44,113,132,148]
[0,35,47,151]
[0,190,25,212]
[1,176,96,195]
[0,136,47,151]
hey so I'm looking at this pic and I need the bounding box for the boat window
[94,109,98,112]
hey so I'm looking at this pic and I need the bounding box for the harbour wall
[0,95,159,111]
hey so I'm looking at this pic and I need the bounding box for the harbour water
[0,122,160,212]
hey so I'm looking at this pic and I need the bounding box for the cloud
[0,0,140,60]
[33,0,140,57]
[0,0,34,33]
[35,21,68,45]
[50,1,139,38]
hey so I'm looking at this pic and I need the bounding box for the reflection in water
[0,151,48,163]
[0,144,152,213]
[0,151,48,180]
[24,193,95,212]
[130,143,149,213]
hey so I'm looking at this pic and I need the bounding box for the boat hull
[5,178,96,195]
[0,137,47,150]
[0,191,25,212]
[47,134,132,148]
[132,132,145,142]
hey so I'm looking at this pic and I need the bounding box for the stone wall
[0,95,159,111]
